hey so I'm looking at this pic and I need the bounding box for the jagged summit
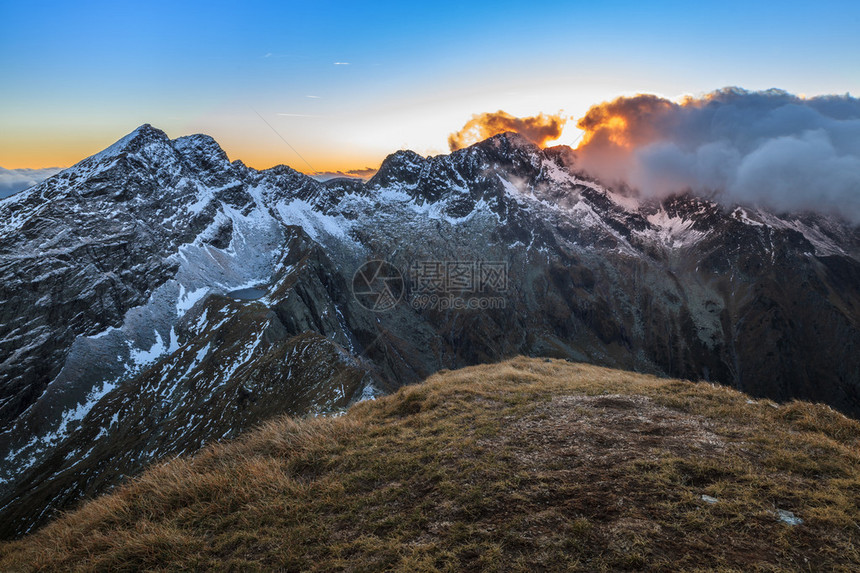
[472,129,542,150]
[80,124,223,168]
[40,126,558,211]
[367,149,425,188]
[172,132,232,165]
[82,123,170,161]
[362,132,546,192]
[112,122,168,144]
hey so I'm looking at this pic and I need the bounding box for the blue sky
[1,0,858,172]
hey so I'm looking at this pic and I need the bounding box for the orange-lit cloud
[448,111,567,151]
[577,93,676,150]
[573,94,677,182]
[572,88,860,222]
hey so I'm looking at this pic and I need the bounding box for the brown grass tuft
[2,357,859,571]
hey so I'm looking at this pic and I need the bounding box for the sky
[1,0,859,176]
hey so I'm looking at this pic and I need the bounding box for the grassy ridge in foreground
[2,357,859,571]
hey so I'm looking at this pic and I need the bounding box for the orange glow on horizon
[5,109,572,175]
[1,143,97,170]
[0,149,380,178]
[0,136,382,178]
[217,145,381,178]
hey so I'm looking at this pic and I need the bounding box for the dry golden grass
[2,357,859,571]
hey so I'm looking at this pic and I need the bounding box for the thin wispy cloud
[276,113,327,118]
[333,62,350,66]
[252,108,316,173]
[262,52,308,60]
[306,95,321,99]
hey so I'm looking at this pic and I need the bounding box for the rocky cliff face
[0,125,858,537]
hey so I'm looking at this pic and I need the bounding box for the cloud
[333,62,350,66]
[346,167,378,178]
[0,167,62,199]
[305,95,321,99]
[448,111,567,151]
[311,167,377,182]
[573,88,860,222]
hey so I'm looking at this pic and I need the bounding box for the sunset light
[2,1,858,178]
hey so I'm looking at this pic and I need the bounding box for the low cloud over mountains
[454,89,860,222]
[573,88,860,222]
[0,167,62,199]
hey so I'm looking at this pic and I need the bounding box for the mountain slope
[0,125,859,539]
[1,358,858,571]
[0,126,389,537]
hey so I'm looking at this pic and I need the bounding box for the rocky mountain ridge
[0,124,858,537]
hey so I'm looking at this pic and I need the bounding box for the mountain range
[0,124,858,538]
